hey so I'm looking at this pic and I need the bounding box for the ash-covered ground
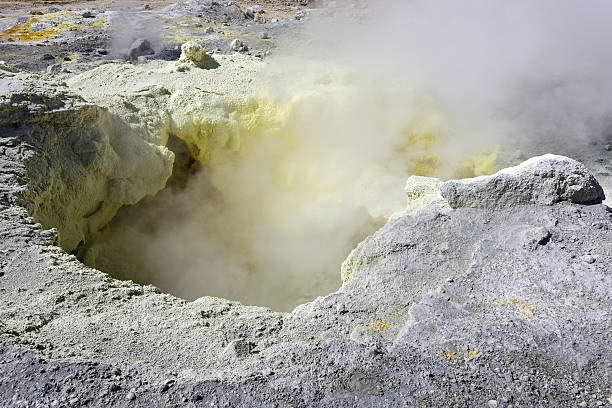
[1,1,611,407]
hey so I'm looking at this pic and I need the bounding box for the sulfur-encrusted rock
[176,41,218,71]
[441,154,605,209]
[0,74,173,252]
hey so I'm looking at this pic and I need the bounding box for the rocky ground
[1,0,612,407]
[0,0,310,71]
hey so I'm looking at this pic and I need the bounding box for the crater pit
[20,55,500,312]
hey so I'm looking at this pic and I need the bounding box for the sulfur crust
[65,56,499,231]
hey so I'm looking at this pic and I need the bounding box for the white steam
[110,0,162,58]
[86,0,612,311]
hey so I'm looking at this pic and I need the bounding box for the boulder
[440,154,605,209]
[176,41,218,71]
[128,38,155,62]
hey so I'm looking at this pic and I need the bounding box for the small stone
[128,38,155,61]
[254,13,266,24]
[604,144,611,151]
[260,31,270,39]
[488,400,499,408]
[176,41,217,71]
[96,48,108,55]
[221,338,252,359]
[82,10,95,18]
[159,379,174,393]
[230,39,248,52]
[126,392,136,401]
[246,5,263,18]
[583,255,595,264]
[204,26,215,34]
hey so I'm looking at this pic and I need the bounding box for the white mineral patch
[66,54,262,146]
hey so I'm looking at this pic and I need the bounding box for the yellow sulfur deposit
[0,12,108,43]
[64,54,499,310]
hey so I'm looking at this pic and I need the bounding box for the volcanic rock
[441,154,605,209]
[128,38,155,62]
[230,38,248,52]
[176,41,219,71]
[0,64,610,407]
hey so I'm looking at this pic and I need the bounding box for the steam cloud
[110,0,162,58]
[87,0,612,311]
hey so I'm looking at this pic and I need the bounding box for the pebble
[230,39,248,52]
[126,392,136,401]
[488,400,498,407]
[583,255,595,264]
[246,5,264,18]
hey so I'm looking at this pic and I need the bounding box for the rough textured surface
[176,41,219,71]
[0,10,611,405]
[1,81,611,405]
[441,154,606,209]
[0,71,173,253]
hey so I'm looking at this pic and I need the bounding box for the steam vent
[1,0,611,406]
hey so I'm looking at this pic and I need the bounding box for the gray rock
[230,38,248,52]
[245,5,263,18]
[128,39,155,62]
[0,70,611,408]
[521,226,551,250]
[222,339,252,359]
[440,154,605,209]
